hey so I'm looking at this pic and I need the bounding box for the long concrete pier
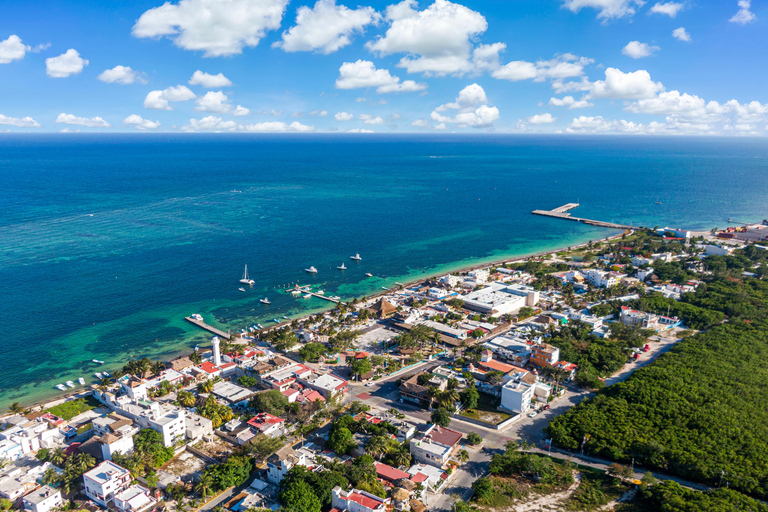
[184,316,231,339]
[532,203,642,230]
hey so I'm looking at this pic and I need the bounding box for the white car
[528,412,537,418]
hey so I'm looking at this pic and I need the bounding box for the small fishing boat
[291,290,301,296]
[337,263,347,270]
[260,297,271,304]
[92,359,104,364]
[303,294,312,299]
[365,273,373,277]
[56,384,66,391]
[351,253,362,261]
[273,318,280,323]
[239,287,246,292]
[240,265,255,285]
[283,316,290,319]
[257,323,264,329]
[191,314,203,321]
[305,266,318,273]
[78,377,85,385]
[66,381,75,388]
[381,287,388,290]
[95,372,103,379]
[102,372,110,378]
[316,290,325,295]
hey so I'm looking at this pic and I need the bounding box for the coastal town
[2,223,768,512]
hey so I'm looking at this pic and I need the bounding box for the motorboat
[273,318,280,323]
[191,314,204,322]
[283,316,290,319]
[102,372,110,377]
[305,266,318,273]
[260,297,271,304]
[66,381,75,388]
[240,265,255,285]
[239,287,246,292]
[316,290,325,295]
[351,253,362,261]
[56,384,67,391]
[330,296,341,301]
[365,273,373,277]
[95,372,103,379]
[78,377,85,385]
[303,294,312,299]
[337,263,347,270]
[257,323,264,329]
[291,290,301,296]
[92,359,104,364]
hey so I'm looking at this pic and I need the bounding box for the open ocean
[1,134,767,408]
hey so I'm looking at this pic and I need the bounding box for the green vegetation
[467,432,483,445]
[564,469,628,511]
[280,466,348,510]
[237,375,259,387]
[134,428,175,468]
[430,407,452,427]
[203,454,254,491]
[615,481,768,512]
[198,394,235,428]
[299,342,327,362]
[350,356,372,380]
[548,319,768,498]
[45,396,99,420]
[249,389,291,417]
[459,391,511,424]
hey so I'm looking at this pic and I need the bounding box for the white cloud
[144,85,197,110]
[566,115,646,133]
[184,116,238,131]
[59,128,81,133]
[527,113,557,124]
[359,114,384,124]
[472,42,506,72]
[589,67,664,99]
[672,27,691,41]
[0,35,30,64]
[123,114,161,130]
[55,113,110,128]
[0,114,41,128]
[195,90,231,113]
[493,54,593,82]
[335,112,354,121]
[239,121,315,132]
[552,76,594,94]
[98,65,146,84]
[730,0,756,24]
[335,60,427,93]
[233,105,250,116]
[189,70,232,87]
[366,0,488,76]
[622,41,659,59]
[45,49,88,78]
[132,0,290,57]
[347,128,375,133]
[548,96,593,109]
[274,0,379,54]
[649,2,684,17]
[430,83,499,128]
[309,110,328,116]
[411,119,430,128]
[562,0,645,20]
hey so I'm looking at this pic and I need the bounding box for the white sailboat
[351,253,362,261]
[305,266,318,273]
[260,297,271,304]
[337,263,347,270]
[240,265,255,285]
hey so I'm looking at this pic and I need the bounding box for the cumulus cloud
[0,35,30,64]
[347,128,375,133]
[589,68,664,99]
[562,0,645,20]
[366,0,489,76]
[730,0,756,24]
[233,105,250,116]
[123,114,161,130]
[649,2,684,17]
[240,121,315,132]
[0,114,41,128]
[98,65,146,84]
[46,49,88,77]
[55,113,110,128]
[626,90,768,127]
[359,114,384,124]
[622,41,659,59]
[493,54,593,82]
[566,115,646,133]
[309,110,328,116]
[548,96,593,109]
[430,83,499,128]
[274,0,379,54]
[189,70,232,87]
[672,27,691,41]
[132,0,289,57]
[527,113,557,124]
[471,42,506,72]
[195,90,231,113]
[335,60,427,93]
[144,85,196,110]
[335,112,354,121]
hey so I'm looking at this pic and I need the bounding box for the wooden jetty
[286,285,345,305]
[532,203,642,230]
[184,316,231,339]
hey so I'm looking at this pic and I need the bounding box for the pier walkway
[286,286,345,305]
[532,203,642,230]
[184,316,231,339]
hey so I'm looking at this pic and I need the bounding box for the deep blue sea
[1,134,767,407]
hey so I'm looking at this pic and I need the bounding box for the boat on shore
[55,384,66,391]
[260,297,271,304]
[240,265,255,285]
[351,253,362,261]
[257,323,264,329]
[305,266,318,273]
[273,318,280,323]
[65,381,75,388]
[78,377,85,385]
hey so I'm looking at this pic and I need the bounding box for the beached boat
[305,266,318,273]
[66,381,75,388]
[240,265,255,285]
[351,253,362,261]
[78,377,85,385]
[260,297,271,304]
[92,359,104,364]
[337,263,347,270]
[365,273,373,277]
[239,287,246,292]
[56,384,66,391]
[95,372,103,379]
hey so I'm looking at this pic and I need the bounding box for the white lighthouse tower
[211,336,222,366]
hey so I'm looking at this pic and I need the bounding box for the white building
[703,245,733,256]
[119,376,149,402]
[116,401,186,447]
[266,445,308,485]
[467,269,489,284]
[92,415,139,461]
[631,256,653,267]
[439,274,461,288]
[416,319,468,340]
[113,485,157,512]
[460,282,539,317]
[211,336,222,366]
[482,335,532,367]
[500,373,537,414]
[211,381,253,408]
[22,485,62,512]
[83,461,132,507]
[331,487,388,512]
[427,287,448,299]
[185,413,213,442]
[297,372,348,398]
[586,270,625,288]
[409,425,462,468]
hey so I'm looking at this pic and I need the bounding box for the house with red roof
[409,424,462,468]
[192,361,221,380]
[373,462,410,485]
[331,487,388,512]
[246,413,285,437]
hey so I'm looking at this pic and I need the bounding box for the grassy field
[460,392,511,424]
[46,396,100,420]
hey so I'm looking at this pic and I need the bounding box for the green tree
[8,402,24,414]
[249,389,290,417]
[299,343,326,362]
[327,427,355,454]
[279,480,321,512]
[134,429,175,468]
[471,477,494,500]
[467,432,483,446]
[458,449,470,464]
[431,408,452,428]
[350,357,373,380]
[195,474,214,499]
[460,386,479,409]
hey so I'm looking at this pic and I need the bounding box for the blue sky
[0,0,764,134]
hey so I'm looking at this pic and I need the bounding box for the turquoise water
[1,134,767,408]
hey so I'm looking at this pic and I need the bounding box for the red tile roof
[197,362,220,374]
[247,413,284,431]
[479,359,516,373]
[410,472,427,483]
[347,492,383,510]
[374,462,410,482]
[425,426,462,447]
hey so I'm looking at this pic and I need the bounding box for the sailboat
[240,265,255,285]
[260,297,271,304]
[351,253,362,261]
[305,266,318,273]
[337,263,347,270]
[655,198,662,204]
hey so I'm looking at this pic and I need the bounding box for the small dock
[184,316,231,339]
[286,285,345,305]
[532,203,642,230]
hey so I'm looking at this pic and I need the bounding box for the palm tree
[197,380,214,394]
[391,449,412,468]
[138,358,153,377]
[190,351,202,365]
[8,402,24,414]
[457,449,470,464]
[48,447,65,466]
[42,467,60,486]
[365,436,389,460]
[153,361,166,376]
[195,474,214,498]
[437,389,459,410]
[72,453,95,474]
[177,390,195,408]
[100,377,113,388]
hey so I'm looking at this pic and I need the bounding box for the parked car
[528,412,537,418]
[543,404,550,410]
[643,344,650,352]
